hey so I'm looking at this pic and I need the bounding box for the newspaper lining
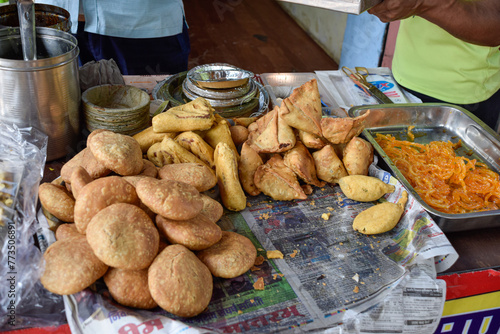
[36,163,458,334]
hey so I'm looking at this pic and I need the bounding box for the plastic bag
[0,122,66,331]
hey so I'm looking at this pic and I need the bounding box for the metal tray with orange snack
[349,103,500,232]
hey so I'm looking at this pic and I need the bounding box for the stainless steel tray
[348,103,500,232]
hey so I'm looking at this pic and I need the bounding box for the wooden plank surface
[184,0,339,74]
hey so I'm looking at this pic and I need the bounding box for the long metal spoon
[16,0,37,61]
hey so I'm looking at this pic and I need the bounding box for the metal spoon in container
[16,0,37,61]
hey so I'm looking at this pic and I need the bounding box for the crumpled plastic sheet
[0,122,66,331]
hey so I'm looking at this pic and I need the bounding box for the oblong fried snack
[230,125,249,147]
[175,131,215,168]
[254,154,307,201]
[132,126,177,153]
[279,79,322,137]
[152,97,215,133]
[203,114,239,159]
[214,142,247,211]
[338,175,395,202]
[312,144,348,184]
[146,142,173,167]
[160,137,210,167]
[283,141,325,187]
[320,111,370,145]
[239,142,263,196]
[343,136,374,176]
[353,191,408,234]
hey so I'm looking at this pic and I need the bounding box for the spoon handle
[17,0,37,61]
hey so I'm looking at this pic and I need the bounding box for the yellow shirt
[392,16,500,104]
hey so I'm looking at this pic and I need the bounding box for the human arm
[367,0,500,47]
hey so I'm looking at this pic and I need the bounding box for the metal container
[0,3,71,32]
[349,103,500,232]
[0,27,80,161]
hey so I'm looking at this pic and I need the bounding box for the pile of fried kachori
[38,79,405,318]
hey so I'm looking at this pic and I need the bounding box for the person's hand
[367,0,428,22]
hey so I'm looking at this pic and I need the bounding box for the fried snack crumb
[253,277,265,290]
[259,213,271,220]
[321,213,331,221]
[272,273,284,280]
[250,266,261,271]
[353,286,359,293]
[327,207,334,212]
[267,250,284,259]
[238,310,243,315]
[289,249,298,258]
[254,255,265,266]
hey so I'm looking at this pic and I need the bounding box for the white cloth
[37,0,185,38]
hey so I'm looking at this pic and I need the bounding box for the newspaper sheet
[36,163,458,334]
[315,68,422,111]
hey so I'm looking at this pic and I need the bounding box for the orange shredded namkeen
[375,133,500,214]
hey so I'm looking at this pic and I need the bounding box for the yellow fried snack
[146,142,173,167]
[152,97,215,133]
[342,136,374,176]
[353,191,408,235]
[238,142,263,196]
[203,114,239,159]
[232,116,257,127]
[320,111,369,145]
[229,125,249,147]
[254,154,307,201]
[311,144,348,184]
[214,142,247,211]
[297,129,327,149]
[283,141,325,187]
[338,175,395,202]
[279,79,323,137]
[247,106,295,154]
[175,131,215,168]
[159,137,209,166]
[132,126,177,153]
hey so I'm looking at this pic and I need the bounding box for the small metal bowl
[187,63,254,89]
